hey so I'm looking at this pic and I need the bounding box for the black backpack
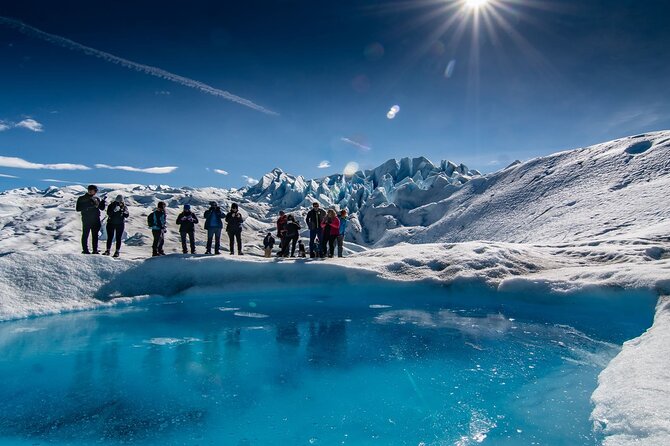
[146,212,154,228]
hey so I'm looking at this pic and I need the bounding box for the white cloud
[95,163,178,174]
[242,175,258,186]
[0,173,19,178]
[41,178,85,185]
[317,160,331,169]
[213,168,229,175]
[341,137,372,151]
[15,118,44,132]
[0,155,89,170]
[0,118,44,132]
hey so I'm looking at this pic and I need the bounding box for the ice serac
[243,155,482,244]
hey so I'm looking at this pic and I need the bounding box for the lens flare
[343,162,360,177]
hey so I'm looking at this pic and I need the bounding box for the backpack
[146,212,154,228]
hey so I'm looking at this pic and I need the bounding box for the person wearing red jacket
[276,210,288,249]
[320,209,340,258]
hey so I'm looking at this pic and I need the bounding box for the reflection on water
[0,283,655,445]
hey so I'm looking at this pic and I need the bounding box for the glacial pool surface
[0,281,657,445]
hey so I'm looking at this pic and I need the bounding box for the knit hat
[115,195,123,203]
[184,204,191,210]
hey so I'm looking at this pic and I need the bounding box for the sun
[464,0,490,10]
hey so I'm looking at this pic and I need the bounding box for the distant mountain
[0,132,668,257]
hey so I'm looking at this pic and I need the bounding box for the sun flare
[465,0,490,10]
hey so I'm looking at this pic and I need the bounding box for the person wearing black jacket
[280,214,301,257]
[305,202,326,258]
[102,195,129,257]
[176,204,199,254]
[203,201,224,255]
[263,232,275,257]
[75,184,106,254]
[225,203,244,255]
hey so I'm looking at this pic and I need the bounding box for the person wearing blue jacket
[203,201,224,255]
[337,209,348,258]
[148,201,167,257]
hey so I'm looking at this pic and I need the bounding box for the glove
[162,228,167,233]
[114,206,121,212]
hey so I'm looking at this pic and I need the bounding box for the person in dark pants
[103,195,129,257]
[280,214,301,257]
[176,204,199,254]
[203,201,224,255]
[76,184,106,254]
[320,209,340,258]
[276,210,287,249]
[305,202,326,258]
[148,201,167,256]
[225,203,244,255]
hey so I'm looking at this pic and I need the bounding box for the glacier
[0,131,669,445]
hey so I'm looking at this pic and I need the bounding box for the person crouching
[263,232,275,257]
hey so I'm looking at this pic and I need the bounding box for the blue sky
[1,0,669,190]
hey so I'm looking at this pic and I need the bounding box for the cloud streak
[0,155,89,170]
[95,164,178,174]
[341,137,372,151]
[213,169,229,175]
[0,16,278,116]
[317,160,331,169]
[0,173,19,178]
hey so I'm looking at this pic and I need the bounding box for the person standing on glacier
[337,209,348,258]
[148,201,167,256]
[76,184,106,254]
[203,201,224,255]
[102,195,129,257]
[176,204,199,254]
[320,209,340,258]
[225,203,244,255]
[306,202,326,258]
[276,210,288,248]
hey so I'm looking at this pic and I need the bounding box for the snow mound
[591,296,670,446]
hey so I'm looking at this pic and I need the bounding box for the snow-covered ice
[0,131,668,445]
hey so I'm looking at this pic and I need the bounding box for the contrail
[341,137,372,151]
[0,16,278,115]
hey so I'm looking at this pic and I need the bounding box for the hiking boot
[158,251,166,256]
[102,250,110,256]
[152,252,159,257]
[238,252,244,256]
[82,250,91,255]
[205,250,211,255]
[92,250,100,255]
[113,251,120,258]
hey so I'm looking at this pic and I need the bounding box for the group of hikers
[76,184,348,259]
